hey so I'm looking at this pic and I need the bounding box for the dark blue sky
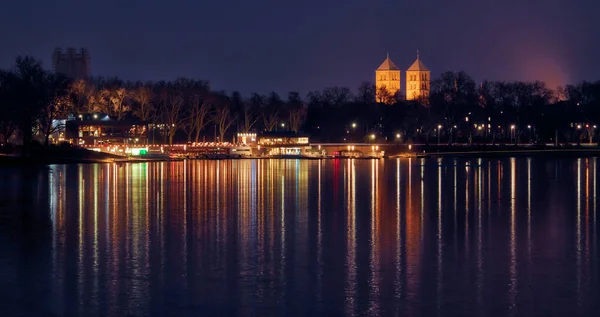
[1,0,597,95]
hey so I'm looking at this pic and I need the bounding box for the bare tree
[158,89,185,145]
[192,94,213,142]
[39,93,71,146]
[356,82,376,104]
[68,79,95,113]
[132,85,154,121]
[95,88,111,114]
[375,85,393,104]
[286,92,306,132]
[2,57,54,147]
[240,101,259,133]
[262,92,281,131]
[212,100,237,142]
[262,108,279,131]
[109,87,130,120]
[288,105,307,133]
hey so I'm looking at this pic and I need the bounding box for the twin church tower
[375,51,430,102]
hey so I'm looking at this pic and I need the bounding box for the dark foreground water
[0,158,599,317]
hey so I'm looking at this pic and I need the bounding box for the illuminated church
[375,52,430,103]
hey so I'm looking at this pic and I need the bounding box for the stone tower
[52,47,91,80]
[375,53,401,103]
[405,51,430,102]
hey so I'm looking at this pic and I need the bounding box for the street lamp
[437,125,442,145]
[510,125,516,144]
[352,122,357,129]
[370,134,376,140]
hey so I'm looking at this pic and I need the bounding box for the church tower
[405,51,430,102]
[375,53,401,103]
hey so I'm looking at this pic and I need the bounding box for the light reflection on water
[0,158,599,316]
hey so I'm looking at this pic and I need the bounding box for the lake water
[0,158,598,317]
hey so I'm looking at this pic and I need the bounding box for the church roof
[377,55,400,71]
[407,56,429,71]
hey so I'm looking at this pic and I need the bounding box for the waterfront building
[257,131,310,156]
[65,113,147,146]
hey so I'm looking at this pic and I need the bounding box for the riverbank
[0,146,124,165]
[398,145,600,159]
[3,144,600,165]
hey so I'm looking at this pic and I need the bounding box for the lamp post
[437,125,442,145]
[510,125,516,144]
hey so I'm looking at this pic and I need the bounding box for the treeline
[1,56,600,147]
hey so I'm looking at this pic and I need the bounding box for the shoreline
[404,148,600,159]
[2,146,600,166]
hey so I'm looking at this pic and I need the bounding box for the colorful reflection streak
[0,157,598,316]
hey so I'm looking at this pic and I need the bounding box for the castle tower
[52,47,91,80]
[375,53,401,103]
[405,51,430,102]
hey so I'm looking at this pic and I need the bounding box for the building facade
[374,51,431,103]
[52,48,91,80]
[375,53,401,102]
[405,52,431,101]
[65,113,147,146]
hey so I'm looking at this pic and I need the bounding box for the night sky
[1,0,597,95]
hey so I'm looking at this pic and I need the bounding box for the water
[0,158,599,317]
